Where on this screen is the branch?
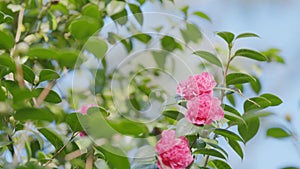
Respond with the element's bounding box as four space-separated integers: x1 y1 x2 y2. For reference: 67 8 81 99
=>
43 133 78 167
35 80 56 107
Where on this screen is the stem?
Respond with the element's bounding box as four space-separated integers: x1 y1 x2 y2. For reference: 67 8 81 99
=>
203 44 233 167
35 80 56 107
10 2 26 88
43 133 78 167
85 149 94 169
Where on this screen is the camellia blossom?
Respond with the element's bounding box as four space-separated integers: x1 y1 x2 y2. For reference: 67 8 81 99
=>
78 104 97 137
155 130 193 169
176 72 216 100
186 94 224 125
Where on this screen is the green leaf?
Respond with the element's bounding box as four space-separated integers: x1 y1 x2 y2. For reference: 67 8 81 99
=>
208 159 232 169
0 11 13 24
214 128 244 142
79 107 116 139
25 140 32 162
234 49 267 61
205 142 228 158
84 37 108 59
93 69 106 94
238 117 260 143
262 48 285 63
95 144 130 169
82 3 100 20
193 11 211 22
162 109 184 121
111 9 128 25
65 113 84 132
108 119 149 137
38 128 64 150
152 51 167 69
27 48 57 59
193 148 226 160
33 88 62 103
69 17 101 40
47 12 57 30
236 33 260 39
281 167 299 169
217 32 235 45
39 69 60 82
0 31 14 50
250 76 261 94
129 3 143 25
226 94 235 106
260 93 283 106
0 86 6 101
266 127 291 139
193 51 222 67
132 34 152 44
15 108 55 122
226 73 255 85
106 1 126 16
22 65 35 84
161 36 182 52
181 23 202 43
244 96 271 113
228 139 243 159
56 50 79 68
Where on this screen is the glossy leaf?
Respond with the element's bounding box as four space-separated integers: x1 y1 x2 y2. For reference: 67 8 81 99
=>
152 51 167 69
217 31 235 44
226 73 255 85
38 128 64 150
234 49 267 61
205 142 228 158
82 3 101 19
111 9 128 25
84 37 108 59
95 144 130 169
106 1 126 16
193 11 211 22
214 128 244 142
208 159 232 169
161 36 182 52
181 23 202 43
15 108 55 122
267 127 291 139
39 69 60 82
162 109 184 120
250 76 261 94
236 33 260 39
69 17 101 40
260 93 283 106
22 65 35 84
33 88 62 103
27 48 57 59
129 3 143 25
65 113 84 132
244 96 271 113
238 117 260 143
193 51 222 67
132 34 152 44
228 139 243 159
193 148 226 160
108 119 149 137
0 31 14 50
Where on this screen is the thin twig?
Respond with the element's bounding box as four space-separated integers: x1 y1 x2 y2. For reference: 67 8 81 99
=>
85 149 94 169
43 133 79 167
214 87 261 107
35 80 56 107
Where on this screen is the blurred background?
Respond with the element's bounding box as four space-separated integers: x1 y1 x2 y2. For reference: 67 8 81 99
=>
141 0 300 168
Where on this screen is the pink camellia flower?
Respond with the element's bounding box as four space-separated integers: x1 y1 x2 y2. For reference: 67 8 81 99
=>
155 130 193 169
78 104 97 137
176 72 216 100
186 94 224 125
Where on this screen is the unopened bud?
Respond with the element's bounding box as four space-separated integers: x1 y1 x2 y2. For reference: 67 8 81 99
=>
285 114 291 122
